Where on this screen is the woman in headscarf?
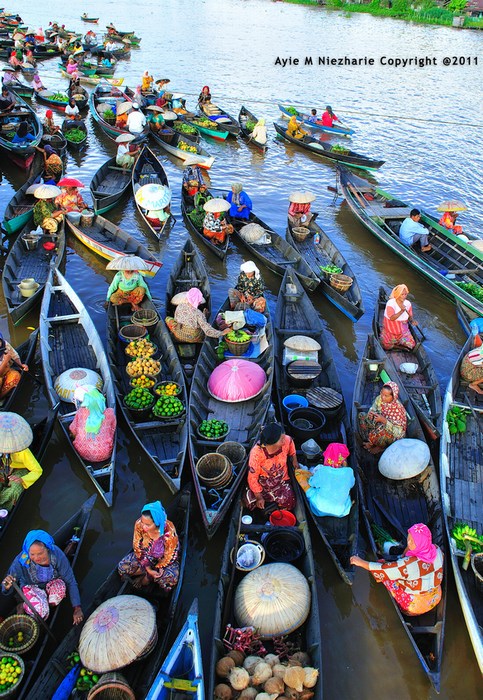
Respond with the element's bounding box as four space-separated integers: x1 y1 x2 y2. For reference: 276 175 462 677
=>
182 162 205 199
9 49 23 69
0 440 42 512
0 333 28 399
55 184 86 214
198 85 211 106
32 72 45 93
226 182 252 220
203 205 233 246
106 265 152 312
118 501 180 590
351 523 444 616
438 210 463 235
66 56 78 75
358 381 407 455
69 386 116 463
64 97 79 120
36 144 63 182
380 284 417 352
141 70 153 92
32 189 63 233
2 530 83 625
11 120 36 144
42 109 60 135
288 199 314 228
287 115 308 140
460 335 483 395
251 117 267 145
228 261 266 312
166 287 231 343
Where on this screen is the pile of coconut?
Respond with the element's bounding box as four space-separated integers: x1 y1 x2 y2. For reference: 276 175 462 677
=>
214 651 318 700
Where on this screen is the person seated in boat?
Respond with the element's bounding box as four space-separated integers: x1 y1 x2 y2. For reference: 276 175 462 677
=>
251 118 267 145
0 87 16 114
226 182 252 220
83 30 97 46
64 97 79 119
98 55 113 69
288 200 314 228
171 94 187 113
166 287 231 343
23 48 36 67
66 56 78 75
69 386 116 463
55 185 86 214
245 423 299 512
321 106 341 128
1 69 20 89
0 333 29 400
2 529 84 625
296 443 354 519
32 189 63 233
24 32 37 48
69 75 85 97
146 106 165 132
459 338 483 395
438 210 464 235
36 144 63 182
115 108 129 129
118 500 180 591
155 78 170 97
357 381 407 455
0 442 42 513
287 115 308 140
203 207 233 247
116 140 140 171
11 120 36 145
155 92 169 109
399 209 432 253
182 162 204 198
32 73 45 93
198 85 211 107
8 49 23 69
229 261 266 313
351 523 443 616
104 39 117 53
380 284 417 352
106 266 152 312
145 205 170 229
126 102 146 135
42 109 60 135
307 108 318 123
141 70 153 92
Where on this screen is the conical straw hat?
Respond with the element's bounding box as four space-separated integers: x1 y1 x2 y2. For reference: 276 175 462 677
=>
116 101 132 115
0 412 33 453
106 255 150 271
134 184 171 210
288 191 316 204
34 184 62 200
203 198 230 213
115 133 135 144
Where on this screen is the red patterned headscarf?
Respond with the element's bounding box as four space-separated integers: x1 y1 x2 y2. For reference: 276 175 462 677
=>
323 442 350 468
379 381 407 429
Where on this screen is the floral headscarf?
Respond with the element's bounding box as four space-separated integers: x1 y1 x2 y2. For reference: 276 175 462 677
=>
378 381 407 429
407 523 438 564
323 442 350 468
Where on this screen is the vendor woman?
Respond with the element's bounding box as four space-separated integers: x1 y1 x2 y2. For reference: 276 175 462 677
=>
166 287 231 343
0 332 28 399
228 261 266 312
106 265 152 312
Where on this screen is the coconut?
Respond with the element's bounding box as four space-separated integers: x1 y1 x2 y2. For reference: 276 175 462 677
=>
252 662 272 686
217 657 236 678
264 677 285 696
227 650 246 666
229 667 250 691
263 654 280 668
289 653 310 667
215 684 233 700
244 656 263 675
272 664 287 680
284 667 305 693
302 668 318 689
239 688 258 700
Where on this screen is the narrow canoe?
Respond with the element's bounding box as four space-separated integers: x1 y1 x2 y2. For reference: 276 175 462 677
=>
208 498 323 700
2 219 66 325
106 298 188 493
352 334 446 691
188 299 274 537
61 118 88 151
8 80 34 99
286 217 365 321
36 89 77 112
178 114 229 142
149 124 215 170
199 102 240 136
338 166 483 317
278 103 355 136
238 104 268 152
132 145 171 238
89 84 149 143
146 599 204 700
274 122 384 171
372 286 442 439
32 43 62 59
40 269 117 506
0 494 96 700
0 94 42 169
440 333 483 674
0 329 39 412
66 213 162 276
274 268 358 584
89 156 132 214
59 66 124 86
2 162 42 235
181 186 229 261
25 488 190 700
81 16 99 23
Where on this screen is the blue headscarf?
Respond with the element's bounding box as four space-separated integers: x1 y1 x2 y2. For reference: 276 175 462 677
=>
141 501 166 531
20 530 55 568
81 388 107 436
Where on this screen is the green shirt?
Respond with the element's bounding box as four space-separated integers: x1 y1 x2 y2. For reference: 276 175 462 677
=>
106 271 152 301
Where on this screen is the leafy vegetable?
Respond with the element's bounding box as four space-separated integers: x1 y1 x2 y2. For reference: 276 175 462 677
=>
446 405 471 435
103 108 115 120
173 122 197 135
245 119 256 132
286 106 298 116
51 92 69 102
226 330 251 343
455 281 483 303
64 127 86 143
320 265 343 275
330 144 350 155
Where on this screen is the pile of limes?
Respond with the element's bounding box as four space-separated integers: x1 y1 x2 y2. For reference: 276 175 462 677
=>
131 375 155 389
0 655 23 693
126 358 161 378
198 419 229 439
153 396 184 419
6 630 24 649
67 652 99 693
124 387 154 411
155 382 180 397
125 339 156 358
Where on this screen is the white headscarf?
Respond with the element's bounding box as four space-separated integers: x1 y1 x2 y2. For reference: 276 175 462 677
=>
240 261 260 278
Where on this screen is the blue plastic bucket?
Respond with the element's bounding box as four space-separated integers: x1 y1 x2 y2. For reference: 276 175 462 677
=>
282 394 309 413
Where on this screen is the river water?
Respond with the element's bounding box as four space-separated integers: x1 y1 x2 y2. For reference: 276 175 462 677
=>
1 1 482 697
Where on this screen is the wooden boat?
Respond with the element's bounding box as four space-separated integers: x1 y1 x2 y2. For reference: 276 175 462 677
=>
278 103 355 136
171 120 201 144
2 219 66 325
0 494 96 700
132 145 171 238
188 299 274 537
81 15 99 23
149 124 215 169
32 43 62 59
338 167 483 317
88 43 130 60
274 122 384 171
39 129 67 156
66 213 162 275
440 333 483 674
165 239 211 383
455 301 479 337
25 488 190 700
0 330 39 412
81 59 116 76
372 286 442 439
352 334 446 691
286 218 365 321
208 498 323 700
2 163 42 235
198 102 240 136
89 156 132 215
230 211 320 291
146 599 204 700
274 269 358 584
178 114 229 142
181 186 229 261
106 298 188 493
36 88 87 112
59 65 124 86
61 117 88 150
7 79 34 99
40 269 117 506
238 105 268 153
0 94 42 169
89 83 149 143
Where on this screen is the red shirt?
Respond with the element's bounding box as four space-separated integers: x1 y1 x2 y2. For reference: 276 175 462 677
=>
322 111 338 127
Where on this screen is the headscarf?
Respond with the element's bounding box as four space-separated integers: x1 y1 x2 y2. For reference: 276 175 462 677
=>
143 70 149 77
260 422 283 446
231 182 243 194
288 115 299 132
240 261 260 278
44 144 56 156
74 386 107 435
20 530 55 567
378 381 407 429
186 287 204 308
390 284 409 300
45 109 53 119
323 442 350 468
142 501 166 531
407 523 438 564
202 85 210 93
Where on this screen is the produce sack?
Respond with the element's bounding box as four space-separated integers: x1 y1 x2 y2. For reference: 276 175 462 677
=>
54 368 103 403
238 223 266 243
378 438 430 480
306 466 355 518
208 359 266 403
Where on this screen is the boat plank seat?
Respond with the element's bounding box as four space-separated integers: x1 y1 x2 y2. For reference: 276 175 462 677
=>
46 313 81 322
87 465 112 477
369 204 412 219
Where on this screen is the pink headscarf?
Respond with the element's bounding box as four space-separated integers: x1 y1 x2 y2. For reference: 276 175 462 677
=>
390 284 409 300
186 288 204 308
407 523 438 564
323 442 350 468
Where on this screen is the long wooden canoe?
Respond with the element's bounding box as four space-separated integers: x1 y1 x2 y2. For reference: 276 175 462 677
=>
2 163 42 235
0 494 96 700
199 102 240 136
352 334 446 691
0 329 39 412
89 156 132 215
286 217 365 321
181 186 229 261
40 269 117 506
61 117 88 151
238 105 268 153
338 167 483 317
274 269 358 584
455 302 480 337
8 79 34 99
132 145 171 238
89 84 149 143
27 488 191 700
36 88 87 112
178 114 229 142
0 94 42 169
278 103 355 136
106 298 188 493
66 214 162 276
372 286 442 439
149 124 215 169
59 66 124 87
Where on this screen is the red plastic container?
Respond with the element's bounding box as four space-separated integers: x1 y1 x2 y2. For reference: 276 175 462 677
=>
269 510 296 527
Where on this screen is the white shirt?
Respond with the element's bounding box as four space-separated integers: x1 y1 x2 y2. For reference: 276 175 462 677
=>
384 298 412 322
65 104 79 117
126 110 146 134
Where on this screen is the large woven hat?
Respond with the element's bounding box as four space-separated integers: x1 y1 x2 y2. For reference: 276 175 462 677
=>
234 562 310 639
0 413 33 453
161 110 177 121
106 255 150 271
135 184 171 210
79 595 156 673
146 105 163 112
284 335 321 352
54 368 103 403
116 101 132 115
203 198 230 213
115 133 135 144
34 184 62 200
288 191 316 204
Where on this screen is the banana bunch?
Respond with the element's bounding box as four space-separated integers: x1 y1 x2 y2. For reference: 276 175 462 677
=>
451 522 483 552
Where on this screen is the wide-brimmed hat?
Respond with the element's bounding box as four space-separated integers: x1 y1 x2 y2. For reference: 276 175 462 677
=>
116 101 132 115
115 133 135 143
106 255 150 271
204 198 231 213
34 184 62 199
155 78 170 84
146 105 163 112
288 191 316 204
135 183 171 210
161 110 177 121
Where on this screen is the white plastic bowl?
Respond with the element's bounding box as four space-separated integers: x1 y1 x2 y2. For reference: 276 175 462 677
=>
399 362 418 375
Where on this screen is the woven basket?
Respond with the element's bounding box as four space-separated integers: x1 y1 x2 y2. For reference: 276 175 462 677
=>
87 672 135 700
330 273 353 293
216 441 247 469
0 653 24 697
131 309 159 327
196 453 232 488
292 226 310 242
0 615 39 655
226 338 251 356
119 324 147 343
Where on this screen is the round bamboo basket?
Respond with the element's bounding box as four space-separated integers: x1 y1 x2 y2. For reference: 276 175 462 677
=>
131 309 159 327
329 273 353 293
216 441 246 469
225 338 251 356
87 672 135 700
0 615 39 655
292 226 310 242
195 453 232 488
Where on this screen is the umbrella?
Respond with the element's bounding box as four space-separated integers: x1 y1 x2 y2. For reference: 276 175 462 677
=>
57 177 84 188
146 105 163 112
0 413 33 454
161 111 177 121
208 359 267 402
34 184 62 200
106 255 151 271
135 184 171 210
203 198 231 213
155 78 170 84
115 133 135 144
79 595 156 673
116 101 133 115
288 191 316 204
436 200 468 212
